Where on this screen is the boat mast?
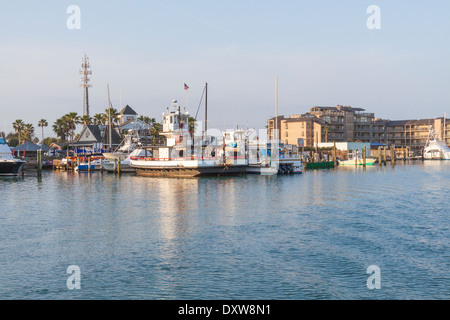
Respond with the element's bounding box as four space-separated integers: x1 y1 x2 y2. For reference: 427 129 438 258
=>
107 84 112 151
275 75 278 142
205 82 208 140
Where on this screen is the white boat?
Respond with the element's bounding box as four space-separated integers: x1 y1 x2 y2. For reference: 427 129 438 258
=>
74 158 104 172
247 140 304 175
102 149 147 173
103 129 144 162
247 75 303 175
339 151 377 166
130 99 248 177
423 126 450 160
0 138 26 176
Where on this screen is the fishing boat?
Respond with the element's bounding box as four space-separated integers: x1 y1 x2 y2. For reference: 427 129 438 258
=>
130 99 248 177
102 129 144 162
338 151 377 166
423 126 450 160
0 137 26 176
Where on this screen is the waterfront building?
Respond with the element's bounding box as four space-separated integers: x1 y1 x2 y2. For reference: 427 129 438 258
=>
268 105 449 154
74 125 122 151
118 105 138 125
268 114 327 147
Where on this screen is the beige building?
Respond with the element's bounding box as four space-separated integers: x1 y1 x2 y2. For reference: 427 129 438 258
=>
268 115 326 147
267 105 449 154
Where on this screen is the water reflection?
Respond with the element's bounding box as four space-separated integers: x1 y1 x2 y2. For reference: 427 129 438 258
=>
1 162 449 299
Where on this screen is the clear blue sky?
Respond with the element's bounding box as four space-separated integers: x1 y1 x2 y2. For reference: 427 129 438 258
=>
1 0 449 137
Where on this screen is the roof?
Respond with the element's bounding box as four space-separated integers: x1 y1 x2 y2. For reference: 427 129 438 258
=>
120 105 138 115
282 117 327 125
14 142 49 152
74 125 122 146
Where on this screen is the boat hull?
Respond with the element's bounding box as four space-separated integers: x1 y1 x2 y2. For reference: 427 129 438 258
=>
102 162 136 173
134 165 247 177
305 161 336 169
103 152 129 161
0 161 26 176
339 158 377 166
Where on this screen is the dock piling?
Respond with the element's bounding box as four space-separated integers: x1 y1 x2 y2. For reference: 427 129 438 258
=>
362 146 366 167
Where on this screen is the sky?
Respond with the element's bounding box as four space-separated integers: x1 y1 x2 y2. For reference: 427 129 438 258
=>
1 0 449 138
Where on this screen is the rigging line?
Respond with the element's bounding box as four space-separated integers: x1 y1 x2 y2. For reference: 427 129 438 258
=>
194 85 206 120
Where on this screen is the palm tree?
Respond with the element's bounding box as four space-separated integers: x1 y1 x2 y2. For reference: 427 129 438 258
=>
104 107 120 125
138 115 154 125
324 125 330 143
62 112 80 146
93 113 105 125
20 123 34 143
12 119 25 144
150 122 162 145
79 115 92 127
53 118 69 143
37 119 48 142
103 108 119 149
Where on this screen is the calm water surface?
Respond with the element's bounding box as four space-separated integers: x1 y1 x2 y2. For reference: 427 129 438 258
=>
0 162 449 299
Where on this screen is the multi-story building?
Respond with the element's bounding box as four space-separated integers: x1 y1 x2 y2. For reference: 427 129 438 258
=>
267 114 327 147
267 105 449 153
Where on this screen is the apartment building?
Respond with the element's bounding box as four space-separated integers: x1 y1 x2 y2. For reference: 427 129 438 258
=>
267 105 449 153
267 115 327 147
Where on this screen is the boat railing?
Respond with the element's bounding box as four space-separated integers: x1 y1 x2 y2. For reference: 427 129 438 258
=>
130 156 247 161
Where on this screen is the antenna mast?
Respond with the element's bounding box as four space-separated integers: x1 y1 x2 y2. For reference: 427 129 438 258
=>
80 55 92 116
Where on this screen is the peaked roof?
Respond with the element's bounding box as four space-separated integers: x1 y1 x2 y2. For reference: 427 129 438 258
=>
14 142 49 152
74 125 122 146
120 105 138 115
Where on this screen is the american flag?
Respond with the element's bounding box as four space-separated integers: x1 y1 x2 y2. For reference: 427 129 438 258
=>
184 83 189 90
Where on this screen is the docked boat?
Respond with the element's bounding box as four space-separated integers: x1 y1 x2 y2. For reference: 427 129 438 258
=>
247 140 304 175
0 137 26 176
103 129 143 162
339 151 377 166
102 149 147 173
423 126 450 160
130 100 248 177
74 157 104 172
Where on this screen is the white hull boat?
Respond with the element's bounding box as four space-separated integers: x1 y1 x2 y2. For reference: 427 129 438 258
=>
423 126 450 160
0 138 26 176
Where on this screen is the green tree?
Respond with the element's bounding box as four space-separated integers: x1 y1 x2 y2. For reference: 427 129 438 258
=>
19 123 35 143
38 119 48 142
79 114 92 127
62 112 80 146
93 113 105 125
12 119 25 144
53 118 69 143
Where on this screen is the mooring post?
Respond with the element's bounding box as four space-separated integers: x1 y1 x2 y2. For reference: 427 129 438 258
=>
118 158 121 175
383 147 387 165
37 150 42 174
363 146 366 167
333 142 337 168
378 147 382 166
88 156 91 173
392 146 396 165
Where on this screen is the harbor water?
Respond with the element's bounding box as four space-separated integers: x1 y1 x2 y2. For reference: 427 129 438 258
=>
0 162 449 299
